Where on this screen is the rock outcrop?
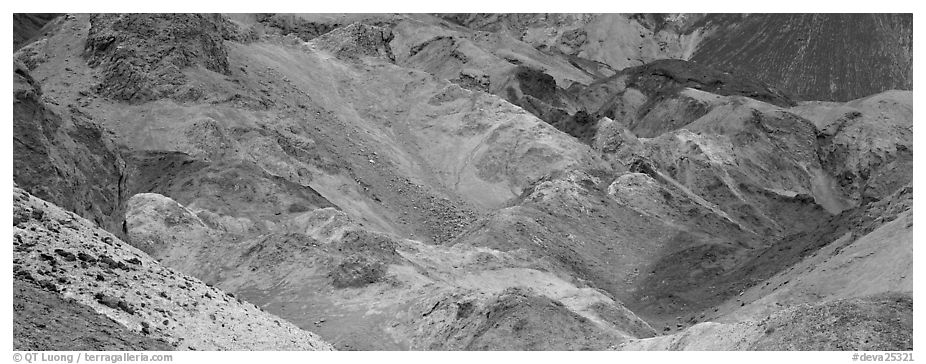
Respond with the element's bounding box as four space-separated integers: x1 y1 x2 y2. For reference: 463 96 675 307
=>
84 13 234 102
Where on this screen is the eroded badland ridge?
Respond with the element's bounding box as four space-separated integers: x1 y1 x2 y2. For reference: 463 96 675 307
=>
12 13 912 351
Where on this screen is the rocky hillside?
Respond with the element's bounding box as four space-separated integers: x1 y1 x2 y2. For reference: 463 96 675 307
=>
621 292 912 351
13 186 334 350
790 91 912 204
121 190 652 350
436 13 913 102
437 13 706 71
14 278 174 351
12 13 912 351
13 59 127 236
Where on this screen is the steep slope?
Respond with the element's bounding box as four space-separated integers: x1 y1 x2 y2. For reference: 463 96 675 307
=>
14 278 174 351
690 14 913 101
13 60 128 236
13 13 61 50
13 187 334 350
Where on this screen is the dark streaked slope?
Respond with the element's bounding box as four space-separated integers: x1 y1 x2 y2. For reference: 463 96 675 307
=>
691 14 912 101
13 61 128 236
13 13 61 50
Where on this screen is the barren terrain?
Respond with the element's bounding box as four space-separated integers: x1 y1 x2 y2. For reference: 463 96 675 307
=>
12 13 913 351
